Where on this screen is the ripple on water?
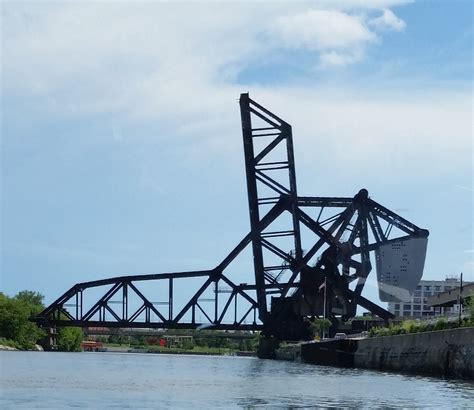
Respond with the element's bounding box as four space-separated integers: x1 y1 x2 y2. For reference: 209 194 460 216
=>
1 351 473 409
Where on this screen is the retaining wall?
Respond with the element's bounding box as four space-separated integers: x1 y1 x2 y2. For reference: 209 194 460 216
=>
354 327 474 379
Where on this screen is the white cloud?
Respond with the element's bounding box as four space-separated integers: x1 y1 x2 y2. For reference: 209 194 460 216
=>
370 8 407 32
320 50 363 67
2 1 407 113
272 9 376 51
2 0 471 172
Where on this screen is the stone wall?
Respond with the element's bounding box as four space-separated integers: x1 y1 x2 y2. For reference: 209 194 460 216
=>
354 327 474 379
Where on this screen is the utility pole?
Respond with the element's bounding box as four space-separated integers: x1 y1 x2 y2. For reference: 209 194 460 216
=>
458 272 463 326
323 276 327 339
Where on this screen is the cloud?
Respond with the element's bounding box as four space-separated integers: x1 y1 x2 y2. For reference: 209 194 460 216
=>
320 50 363 67
272 9 376 51
2 1 407 115
2 0 471 170
370 8 407 32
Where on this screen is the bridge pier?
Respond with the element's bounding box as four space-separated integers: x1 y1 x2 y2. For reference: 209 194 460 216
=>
39 327 58 351
257 337 280 359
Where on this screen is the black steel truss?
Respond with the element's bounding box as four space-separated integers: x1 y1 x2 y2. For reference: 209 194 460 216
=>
34 94 429 340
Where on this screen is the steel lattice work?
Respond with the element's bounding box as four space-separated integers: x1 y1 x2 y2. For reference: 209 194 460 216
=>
34 94 429 340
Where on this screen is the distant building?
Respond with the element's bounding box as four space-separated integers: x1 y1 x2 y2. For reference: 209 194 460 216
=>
387 277 464 318
427 283 474 313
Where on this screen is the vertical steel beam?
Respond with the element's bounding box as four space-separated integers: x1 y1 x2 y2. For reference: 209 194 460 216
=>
169 278 173 321
284 122 303 260
240 93 267 321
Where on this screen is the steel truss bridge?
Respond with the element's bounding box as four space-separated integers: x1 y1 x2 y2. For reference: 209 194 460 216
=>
35 94 429 341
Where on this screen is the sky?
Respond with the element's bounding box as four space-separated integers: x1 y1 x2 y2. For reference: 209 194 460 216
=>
1 0 473 311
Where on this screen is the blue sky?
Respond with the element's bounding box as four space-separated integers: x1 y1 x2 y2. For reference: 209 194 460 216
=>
1 0 472 309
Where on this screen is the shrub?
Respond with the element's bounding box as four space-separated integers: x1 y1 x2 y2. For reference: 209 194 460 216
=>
433 318 448 331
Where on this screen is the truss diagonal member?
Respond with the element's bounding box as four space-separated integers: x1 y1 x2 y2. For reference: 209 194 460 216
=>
261 238 294 262
38 285 81 318
195 302 213 324
278 205 355 298
368 199 429 237
254 134 286 164
367 210 385 243
238 305 256 325
348 289 394 320
82 282 123 321
127 282 167 323
128 304 146 322
59 307 75 321
219 274 259 307
296 207 348 253
173 275 216 323
103 304 122 322
216 199 286 272
255 170 291 195
217 290 236 324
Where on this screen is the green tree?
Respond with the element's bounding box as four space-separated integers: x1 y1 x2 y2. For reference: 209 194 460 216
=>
57 327 83 352
309 318 332 338
465 293 474 321
0 292 46 349
14 291 44 307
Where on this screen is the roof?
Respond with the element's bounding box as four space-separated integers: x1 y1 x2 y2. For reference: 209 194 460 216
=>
426 283 474 307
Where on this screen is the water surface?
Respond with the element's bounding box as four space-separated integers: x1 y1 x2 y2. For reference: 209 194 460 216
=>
1 351 473 408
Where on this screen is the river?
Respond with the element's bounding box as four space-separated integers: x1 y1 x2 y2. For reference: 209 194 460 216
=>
1 351 473 408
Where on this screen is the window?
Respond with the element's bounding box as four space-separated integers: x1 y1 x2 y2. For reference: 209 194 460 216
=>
394 310 399 316
413 298 421 304
414 291 422 297
416 285 422 290
434 286 441 291
403 304 411 310
424 285 431 291
394 304 400 310
413 305 421 311
413 311 421 316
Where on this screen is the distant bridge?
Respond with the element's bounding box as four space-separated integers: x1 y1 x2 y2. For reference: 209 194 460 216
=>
84 327 256 340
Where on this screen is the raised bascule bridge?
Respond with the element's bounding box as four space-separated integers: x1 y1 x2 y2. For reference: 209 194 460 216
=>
34 94 429 354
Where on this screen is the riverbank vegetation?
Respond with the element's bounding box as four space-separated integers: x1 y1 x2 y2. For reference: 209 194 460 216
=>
369 295 474 337
92 329 259 355
0 291 83 351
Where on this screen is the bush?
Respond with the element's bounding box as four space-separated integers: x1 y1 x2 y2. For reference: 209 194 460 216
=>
433 318 448 331
57 327 83 352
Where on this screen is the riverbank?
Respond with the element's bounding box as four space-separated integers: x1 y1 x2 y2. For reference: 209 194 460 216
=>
0 344 19 351
90 344 255 356
274 327 474 379
0 343 44 352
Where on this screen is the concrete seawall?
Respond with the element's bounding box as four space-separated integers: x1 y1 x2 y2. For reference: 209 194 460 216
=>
355 327 474 379
274 327 474 379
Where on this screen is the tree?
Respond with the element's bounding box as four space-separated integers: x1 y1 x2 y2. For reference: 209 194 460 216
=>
14 291 44 307
309 318 332 338
466 293 474 321
57 327 83 352
0 292 46 349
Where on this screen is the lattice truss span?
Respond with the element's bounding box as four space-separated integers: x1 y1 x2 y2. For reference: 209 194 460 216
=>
35 94 429 340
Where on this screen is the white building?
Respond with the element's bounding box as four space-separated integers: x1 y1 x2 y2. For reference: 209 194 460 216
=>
387 277 462 317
